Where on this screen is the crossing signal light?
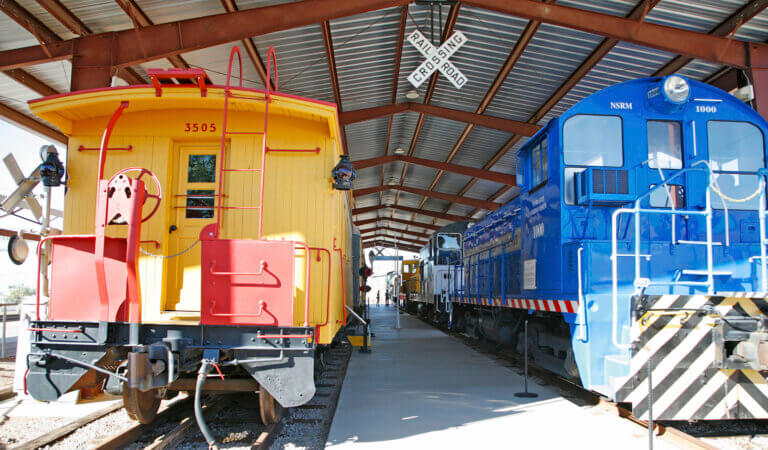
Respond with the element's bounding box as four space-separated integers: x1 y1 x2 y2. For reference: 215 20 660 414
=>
359 266 372 277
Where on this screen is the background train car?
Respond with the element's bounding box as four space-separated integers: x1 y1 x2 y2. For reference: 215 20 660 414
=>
22 47 357 434
401 259 420 301
406 222 468 321
453 75 768 421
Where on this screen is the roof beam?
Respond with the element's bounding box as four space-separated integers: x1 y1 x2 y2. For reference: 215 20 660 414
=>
362 240 421 253
114 0 191 71
340 102 541 136
359 226 430 239
219 0 273 90
363 234 426 247
352 204 471 222
354 217 442 231
321 20 348 154
0 0 409 83
352 155 516 185
354 185 502 210
464 0 768 69
654 0 768 76
0 102 67 143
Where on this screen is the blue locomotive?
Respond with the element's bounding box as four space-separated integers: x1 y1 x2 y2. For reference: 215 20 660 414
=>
451 75 768 421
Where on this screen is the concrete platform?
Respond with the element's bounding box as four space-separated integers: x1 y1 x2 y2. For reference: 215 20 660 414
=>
327 305 674 449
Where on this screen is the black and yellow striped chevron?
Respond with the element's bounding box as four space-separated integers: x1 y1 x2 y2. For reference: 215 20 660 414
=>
613 294 768 420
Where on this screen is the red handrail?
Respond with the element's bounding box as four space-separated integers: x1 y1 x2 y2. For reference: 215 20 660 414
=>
96 102 129 190
333 238 347 324
209 259 267 276
309 247 332 329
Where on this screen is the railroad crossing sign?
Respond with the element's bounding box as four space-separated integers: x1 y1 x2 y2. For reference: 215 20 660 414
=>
407 29 468 90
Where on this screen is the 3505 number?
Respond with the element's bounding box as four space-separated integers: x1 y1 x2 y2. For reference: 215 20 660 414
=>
184 122 217 133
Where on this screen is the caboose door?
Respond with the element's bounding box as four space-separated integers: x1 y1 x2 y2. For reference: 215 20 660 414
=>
165 145 220 312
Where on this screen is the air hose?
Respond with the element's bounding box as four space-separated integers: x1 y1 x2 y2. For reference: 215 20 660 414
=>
195 361 218 449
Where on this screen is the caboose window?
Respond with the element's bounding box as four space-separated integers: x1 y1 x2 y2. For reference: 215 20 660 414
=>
563 115 623 167
188 154 217 183
708 121 765 210
647 121 682 169
186 189 215 218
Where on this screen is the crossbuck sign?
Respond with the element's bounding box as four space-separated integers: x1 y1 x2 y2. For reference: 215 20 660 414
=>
407 30 468 90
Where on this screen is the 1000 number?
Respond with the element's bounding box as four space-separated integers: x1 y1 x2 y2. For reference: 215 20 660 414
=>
184 123 217 132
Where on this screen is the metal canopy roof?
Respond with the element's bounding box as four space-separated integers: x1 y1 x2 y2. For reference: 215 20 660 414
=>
1 0 768 252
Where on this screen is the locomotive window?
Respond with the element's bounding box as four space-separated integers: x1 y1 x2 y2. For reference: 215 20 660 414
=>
648 121 682 169
530 138 548 187
186 189 215 218
563 115 623 167
188 155 217 183
708 121 765 210
649 184 685 208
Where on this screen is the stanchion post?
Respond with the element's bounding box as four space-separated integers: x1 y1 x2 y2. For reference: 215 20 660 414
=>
515 318 538 398
1 304 5 359
648 359 654 450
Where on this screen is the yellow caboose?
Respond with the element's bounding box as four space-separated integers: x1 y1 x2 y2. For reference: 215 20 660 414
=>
24 48 356 432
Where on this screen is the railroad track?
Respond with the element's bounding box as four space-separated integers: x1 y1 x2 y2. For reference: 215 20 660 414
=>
23 340 352 449
407 310 718 450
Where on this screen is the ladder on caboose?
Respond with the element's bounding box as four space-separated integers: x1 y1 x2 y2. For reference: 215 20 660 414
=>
214 46 277 239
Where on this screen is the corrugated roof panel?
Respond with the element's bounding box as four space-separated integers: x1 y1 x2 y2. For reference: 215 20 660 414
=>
57 0 133 32
735 7 768 41
383 160 405 188
484 23 605 123
251 24 334 102
397 191 424 208
402 164 439 190
0 13 41 51
411 115 465 162
23 61 73 94
387 110 420 155
556 0 637 16
538 41 676 125
676 59 724 81
0 75 46 120
464 178 504 201
450 126 512 169
354 167 382 190
429 5 530 113
346 117 389 161
330 7 402 111
434 171 473 196
490 136 528 174
178 43 266 89
16 0 76 38
644 0 749 32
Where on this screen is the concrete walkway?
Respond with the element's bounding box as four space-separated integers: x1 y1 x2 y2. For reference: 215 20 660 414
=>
327 304 673 449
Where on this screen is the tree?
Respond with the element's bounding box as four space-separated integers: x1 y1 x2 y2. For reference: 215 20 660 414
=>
4 284 35 304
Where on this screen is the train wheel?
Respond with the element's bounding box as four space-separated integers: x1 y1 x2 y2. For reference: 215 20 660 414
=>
123 386 161 424
259 384 283 424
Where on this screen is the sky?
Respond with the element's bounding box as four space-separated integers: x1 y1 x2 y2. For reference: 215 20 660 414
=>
0 119 66 296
